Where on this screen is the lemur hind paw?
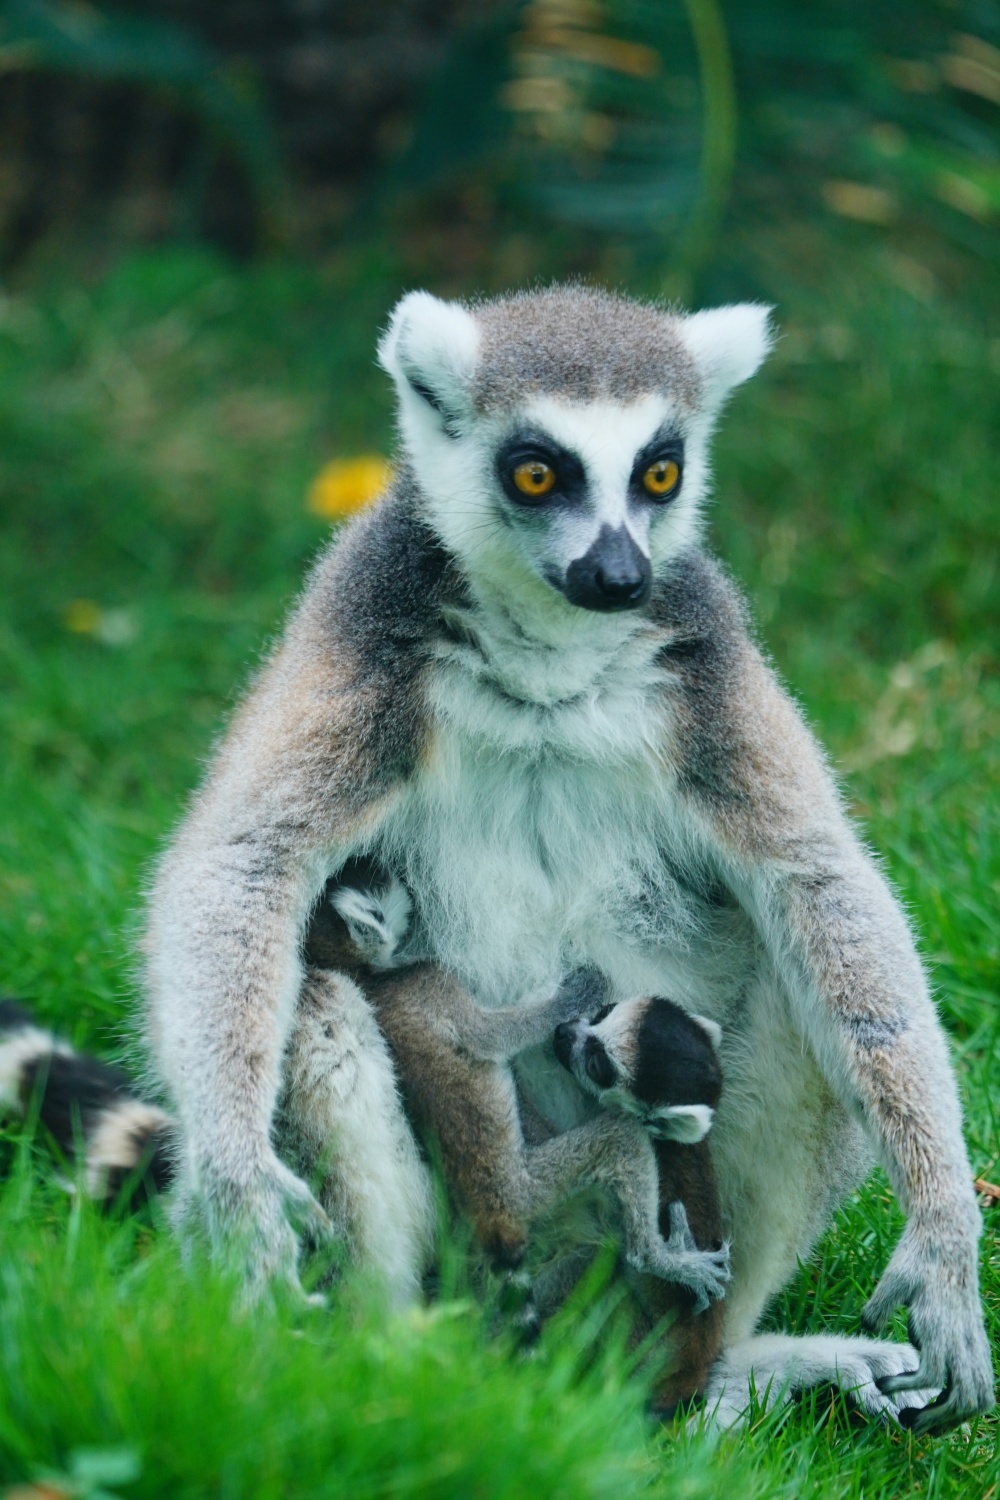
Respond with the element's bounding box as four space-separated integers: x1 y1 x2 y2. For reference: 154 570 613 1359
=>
649 1200 731 1312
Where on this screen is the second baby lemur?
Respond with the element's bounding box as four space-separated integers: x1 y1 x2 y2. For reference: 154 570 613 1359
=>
300 858 728 1400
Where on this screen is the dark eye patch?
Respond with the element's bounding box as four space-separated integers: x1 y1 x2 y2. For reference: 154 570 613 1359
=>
584 1037 617 1090
629 426 684 500
591 1003 616 1026
495 429 587 508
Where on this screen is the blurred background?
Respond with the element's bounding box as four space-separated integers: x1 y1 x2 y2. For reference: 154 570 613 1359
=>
0 0 998 1062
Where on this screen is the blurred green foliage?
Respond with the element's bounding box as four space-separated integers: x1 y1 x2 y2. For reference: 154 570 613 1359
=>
2 0 999 284
400 0 1000 282
0 0 286 255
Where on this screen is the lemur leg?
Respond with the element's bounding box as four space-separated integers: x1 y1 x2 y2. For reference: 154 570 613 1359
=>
702 1334 941 1431
520 1118 730 1308
450 970 611 1062
677 648 993 1433
278 969 435 1309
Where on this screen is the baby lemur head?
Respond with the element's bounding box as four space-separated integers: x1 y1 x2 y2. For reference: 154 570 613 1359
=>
304 857 412 975
553 998 722 1143
378 287 772 619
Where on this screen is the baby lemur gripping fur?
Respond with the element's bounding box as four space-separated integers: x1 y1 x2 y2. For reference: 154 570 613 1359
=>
303 862 729 1364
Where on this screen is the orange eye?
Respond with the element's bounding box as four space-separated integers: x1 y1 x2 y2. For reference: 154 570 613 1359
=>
642 459 680 498
512 461 556 498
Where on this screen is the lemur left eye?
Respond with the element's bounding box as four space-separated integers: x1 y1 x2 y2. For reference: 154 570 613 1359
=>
642 459 681 499
584 1039 616 1090
512 460 557 499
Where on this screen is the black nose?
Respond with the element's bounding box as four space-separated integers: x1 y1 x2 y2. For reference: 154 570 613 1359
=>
562 524 651 613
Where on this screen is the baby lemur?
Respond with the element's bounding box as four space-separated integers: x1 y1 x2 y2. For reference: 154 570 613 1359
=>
303 858 729 1382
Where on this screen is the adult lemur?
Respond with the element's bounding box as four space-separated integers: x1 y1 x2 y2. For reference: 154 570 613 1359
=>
144 287 993 1435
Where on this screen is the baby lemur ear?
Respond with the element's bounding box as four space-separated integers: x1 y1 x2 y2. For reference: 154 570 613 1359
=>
691 1014 723 1052
682 303 774 412
378 291 479 437
653 1103 715 1144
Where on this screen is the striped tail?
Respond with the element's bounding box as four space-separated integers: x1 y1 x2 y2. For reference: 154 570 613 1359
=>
0 998 174 1203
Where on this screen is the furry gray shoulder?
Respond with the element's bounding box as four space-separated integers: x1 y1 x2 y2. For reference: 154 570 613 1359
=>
305 468 468 676
281 471 468 800
648 549 763 812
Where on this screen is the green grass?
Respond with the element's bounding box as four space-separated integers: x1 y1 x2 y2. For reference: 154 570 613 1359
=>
0 244 997 1496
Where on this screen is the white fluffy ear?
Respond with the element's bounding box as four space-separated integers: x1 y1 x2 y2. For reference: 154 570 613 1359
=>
378 291 479 433
692 1014 723 1051
654 1103 714 1144
683 303 774 409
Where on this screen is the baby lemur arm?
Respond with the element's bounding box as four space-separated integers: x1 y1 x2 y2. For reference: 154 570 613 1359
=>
434 969 611 1062
664 558 991 1432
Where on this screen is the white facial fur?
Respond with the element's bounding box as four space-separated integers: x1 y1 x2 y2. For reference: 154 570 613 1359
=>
378 292 772 628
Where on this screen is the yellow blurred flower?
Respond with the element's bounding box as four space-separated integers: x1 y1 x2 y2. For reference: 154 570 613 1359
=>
63 599 137 646
64 599 102 634
307 454 392 519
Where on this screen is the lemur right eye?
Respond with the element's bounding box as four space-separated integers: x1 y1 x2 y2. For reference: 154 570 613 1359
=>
584 1039 616 1090
512 461 556 499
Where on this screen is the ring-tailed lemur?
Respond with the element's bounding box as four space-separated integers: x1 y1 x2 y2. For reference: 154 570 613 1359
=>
300 862 728 1383
143 286 993 1435
0 999 172 1202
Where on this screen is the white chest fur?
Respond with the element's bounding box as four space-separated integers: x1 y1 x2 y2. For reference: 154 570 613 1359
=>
373 611 751 1014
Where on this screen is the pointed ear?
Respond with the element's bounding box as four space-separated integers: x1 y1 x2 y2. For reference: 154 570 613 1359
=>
691 1014 723 1051
683 303 774 410
378 291 479 436
653 1103 714 1144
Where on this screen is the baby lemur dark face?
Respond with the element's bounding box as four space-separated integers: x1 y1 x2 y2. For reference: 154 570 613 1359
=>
553 997 723 1143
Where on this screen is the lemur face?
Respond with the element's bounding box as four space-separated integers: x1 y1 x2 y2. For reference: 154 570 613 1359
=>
552 996 723 1143
378 288 772 616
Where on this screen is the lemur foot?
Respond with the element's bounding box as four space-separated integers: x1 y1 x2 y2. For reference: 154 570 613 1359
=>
632 1200 730 1313
862 1223 994 1434
497 1266 542 1350
175 1153 335 1309
702 1333 939 1432
498 1268 542 1348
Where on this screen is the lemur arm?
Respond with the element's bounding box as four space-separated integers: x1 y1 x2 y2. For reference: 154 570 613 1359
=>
441 969 611 1063
675 633 992 1434
145 624 410 1295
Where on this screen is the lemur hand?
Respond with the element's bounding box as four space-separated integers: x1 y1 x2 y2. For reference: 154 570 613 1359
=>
863 1221 994 1434
642 1200 731 1314
551 967 612 1025
176 1152 333 1309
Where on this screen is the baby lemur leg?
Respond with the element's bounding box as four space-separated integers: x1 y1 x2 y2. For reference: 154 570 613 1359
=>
520 1118 729 1309
369 965 533 1273
278 968 435 1308
641 1139 727 1415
